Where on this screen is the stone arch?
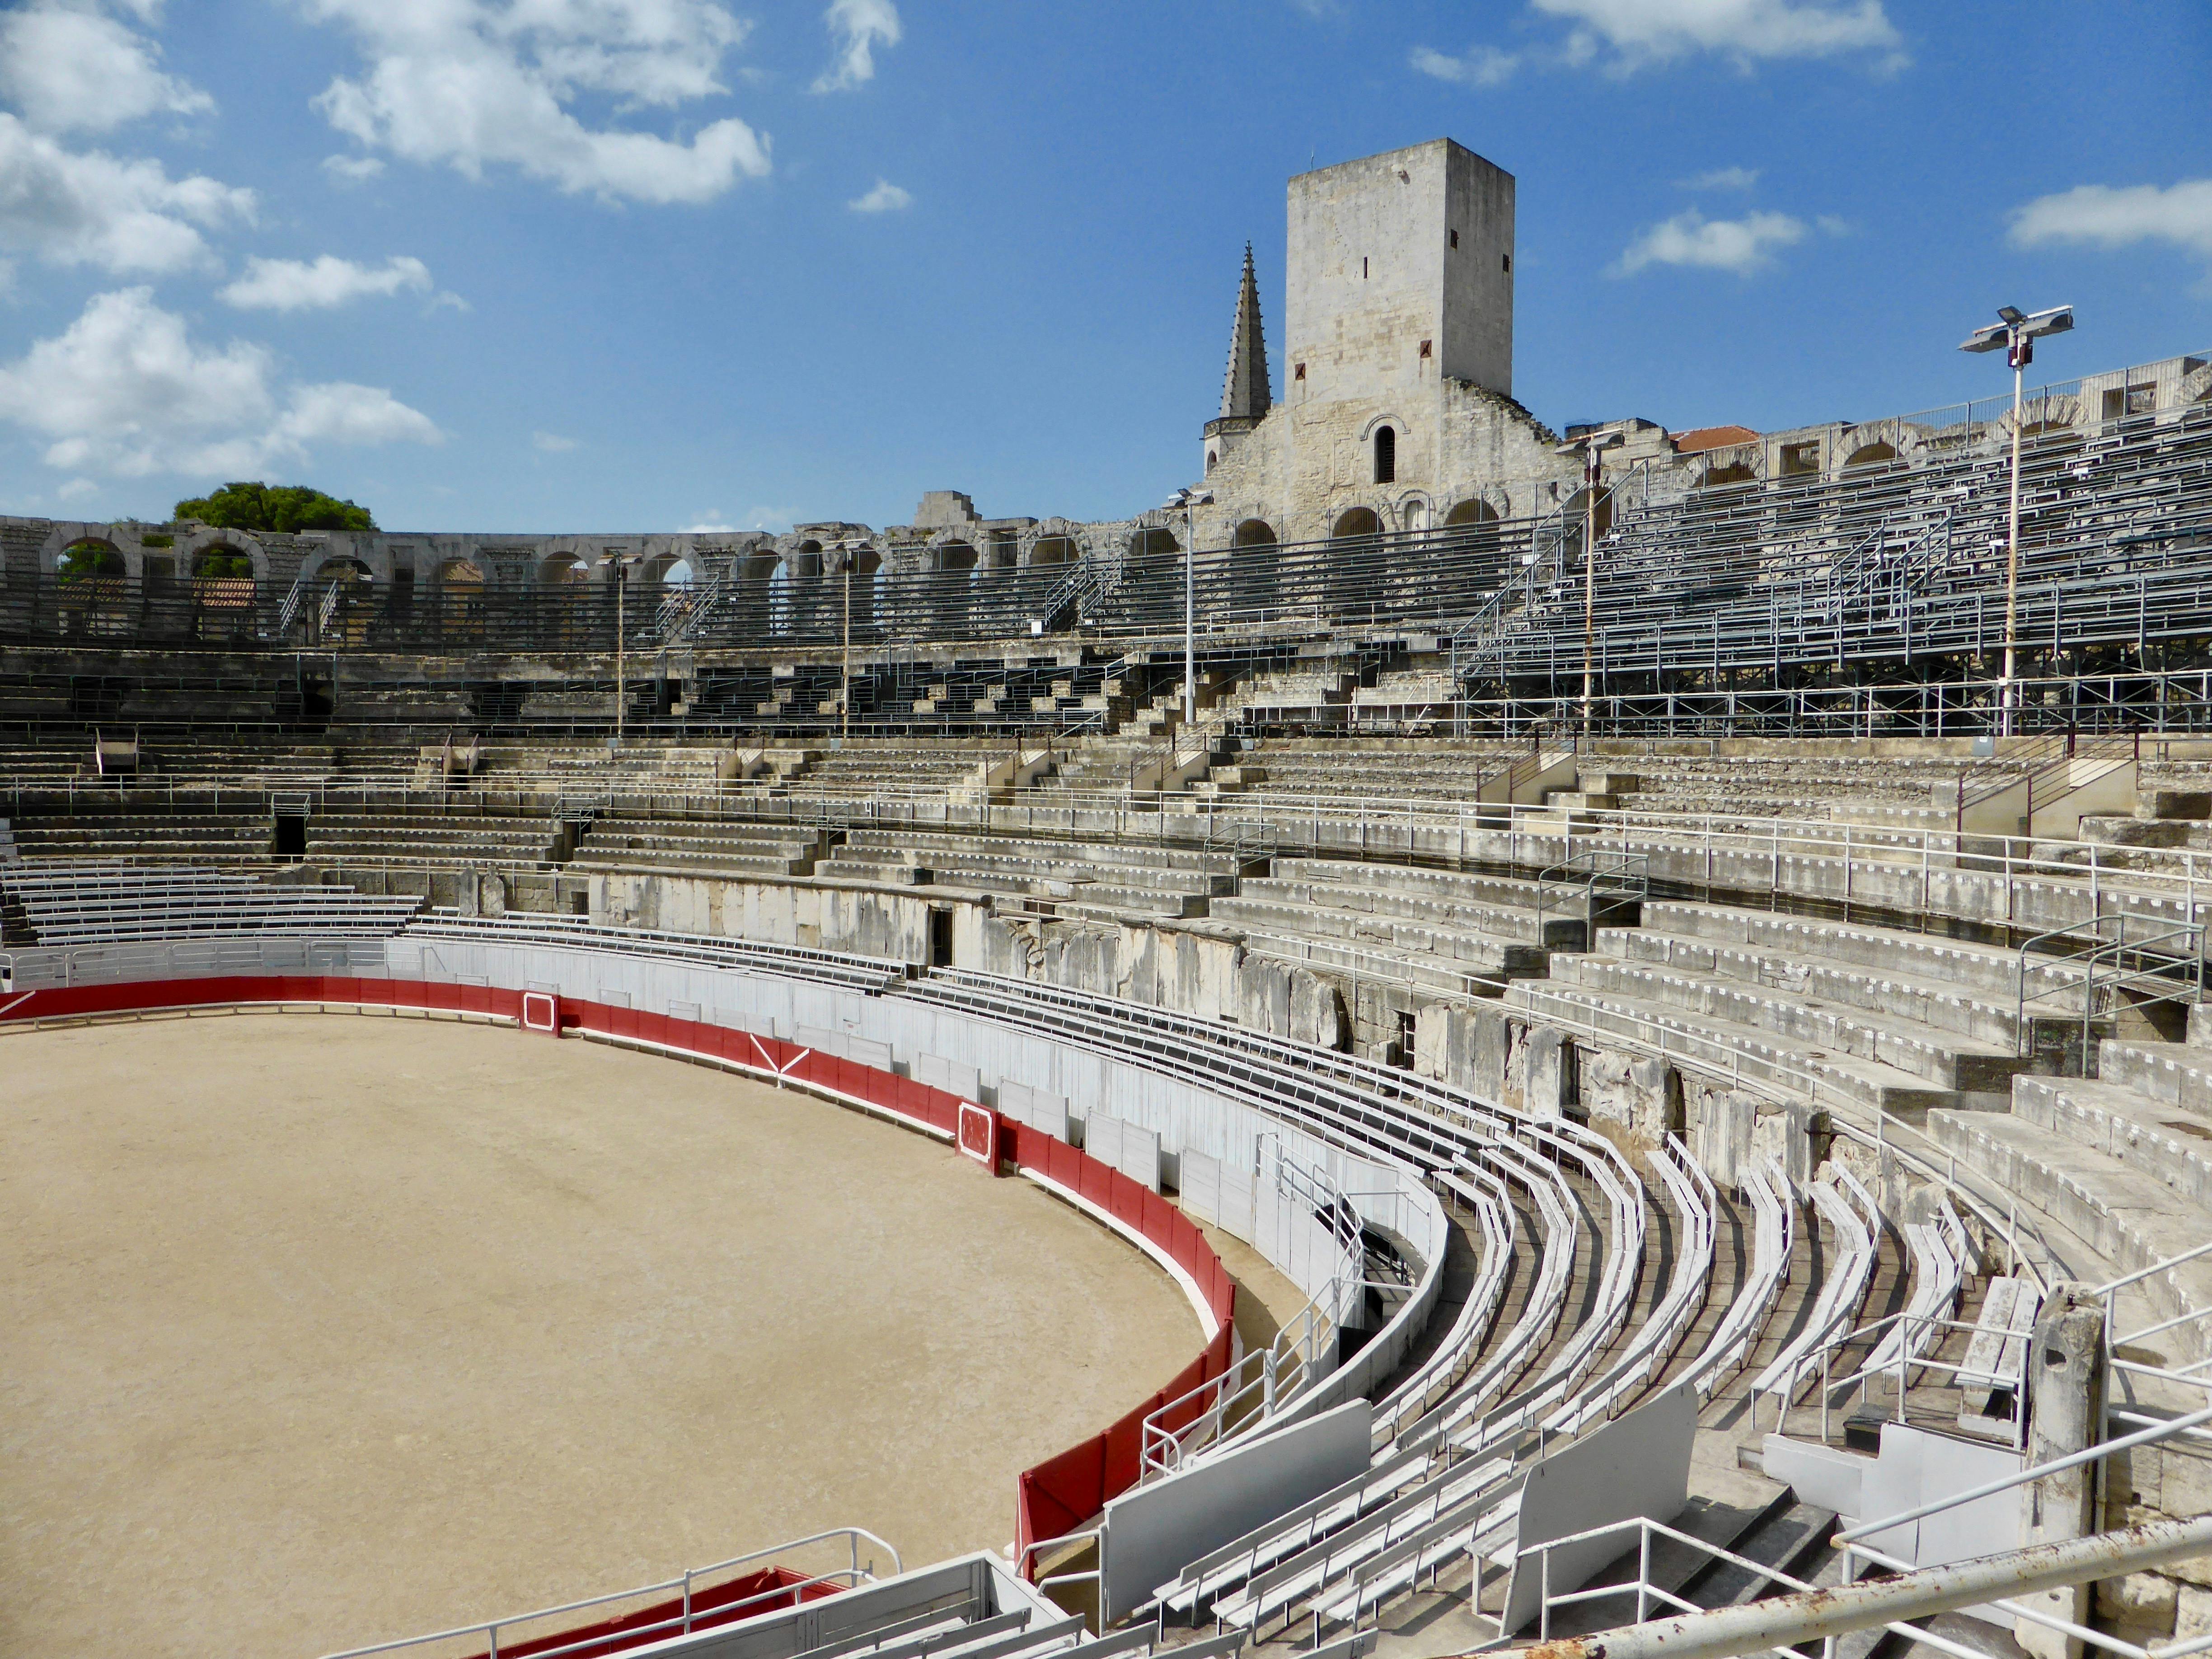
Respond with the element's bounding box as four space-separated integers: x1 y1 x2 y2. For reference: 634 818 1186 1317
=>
1029 534 1078 567
1333 506 1383 539
1843 440 1898 469
1373 425 1397 484
1444 497 1500 528
640 552 693 586
935 539 979 573
1232 519 1277 548
192 545 255 580
314 555 373 585
434 557 486 641
1128 526 1180 564
1700 457 1757 487
1396 493 1430 533
57 537 126 580
540 552 590 585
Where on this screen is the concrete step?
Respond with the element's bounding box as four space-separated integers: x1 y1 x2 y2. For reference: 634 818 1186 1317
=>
1274 857 1596 919
1508 979 1955 1117
1634 901 2095 1010
1209 894 1550 978
1925 1107 2212 1360
2012 1071 2212 1210
2096 1035 2212 1116
1551 953 2030 1093
1599 926 2064 1054
1238 875 1579 949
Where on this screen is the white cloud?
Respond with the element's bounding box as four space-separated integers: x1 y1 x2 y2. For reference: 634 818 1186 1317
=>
0 287 442 478
1422 0 1901 85
1535 0 1902 68
847 178 910 213
680 514 735 532
1681 165 1760 190
220 253 434 310
532 430 578 452
322 153 385 181
0 113 254 273
1617 208 1807 275
299 0 772 204
1410 44 1519 87
57 476 99 501
2008 180 2212 259
813 0 900 92
0 0 212 136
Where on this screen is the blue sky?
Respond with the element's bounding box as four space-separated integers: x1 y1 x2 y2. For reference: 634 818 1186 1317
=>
0 0 2207 534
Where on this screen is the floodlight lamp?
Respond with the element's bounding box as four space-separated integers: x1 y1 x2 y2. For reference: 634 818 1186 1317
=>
1998 305 2026 323
2023 305 2073 339
1960 322 2011 354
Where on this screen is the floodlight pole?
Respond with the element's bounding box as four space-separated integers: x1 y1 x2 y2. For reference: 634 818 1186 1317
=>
1555 429 1619 737
1185 504 1197 726
1164 486 1212 729
2002 346 2025 731
1962 304 2071 738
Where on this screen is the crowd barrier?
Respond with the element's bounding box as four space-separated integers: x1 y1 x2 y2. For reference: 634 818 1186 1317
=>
0 971 1237 1572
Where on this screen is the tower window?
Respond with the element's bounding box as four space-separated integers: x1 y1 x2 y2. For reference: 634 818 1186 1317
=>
1294 362 1306 381
1449 230 1459 249
1419 340 1432 359
1206 449 1217 472
1374 426 1396 485
1362 257 1368 279
1503 253 1512 272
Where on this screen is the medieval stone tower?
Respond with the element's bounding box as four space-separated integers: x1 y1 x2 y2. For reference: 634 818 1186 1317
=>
1195 138 1559 549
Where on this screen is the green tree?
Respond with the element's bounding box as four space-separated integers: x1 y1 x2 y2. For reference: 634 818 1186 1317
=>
173 481 377 534
56 539 125 581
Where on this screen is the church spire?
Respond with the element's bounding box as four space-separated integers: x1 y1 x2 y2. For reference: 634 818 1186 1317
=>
1219 243 1272 422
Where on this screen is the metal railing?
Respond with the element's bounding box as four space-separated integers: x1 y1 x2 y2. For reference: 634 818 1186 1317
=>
315 1528 900 1659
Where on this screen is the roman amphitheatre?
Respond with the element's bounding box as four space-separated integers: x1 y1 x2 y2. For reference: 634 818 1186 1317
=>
4 136 2212 1659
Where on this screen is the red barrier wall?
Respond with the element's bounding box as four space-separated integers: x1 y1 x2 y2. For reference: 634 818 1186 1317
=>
0 975 1236 1571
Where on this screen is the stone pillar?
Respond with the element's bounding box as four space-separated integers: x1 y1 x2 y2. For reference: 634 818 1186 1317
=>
1524 1028 1571 1120
2015 1285 2108 1659
1470 1006 1510 1102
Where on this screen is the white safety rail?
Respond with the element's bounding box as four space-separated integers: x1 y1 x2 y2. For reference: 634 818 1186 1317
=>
2 930 394 991
1863 1200 1971 1382
1749 1169 1882 1424
1140 1146 1364 1479
318 1528 904 1659
407 911 908 993
0 861 421 945
1208 1456 1518 1636
1674 1158 1795 1397
1370 1165 1516 1447
1394 1145 1578 1460
1542 1137 1716 1438
1447 1133 1647 1458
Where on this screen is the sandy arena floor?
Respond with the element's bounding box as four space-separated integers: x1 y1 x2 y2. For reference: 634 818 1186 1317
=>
0 1012 1248 1659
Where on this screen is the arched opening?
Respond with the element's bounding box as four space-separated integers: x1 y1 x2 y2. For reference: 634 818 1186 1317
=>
1031 536 1078 566
435 557 486 642
1444 498 1499 528
538 553 591 647
1700 459 1756 488
936 541 979 573
1333 507 1383 539
189 546 256 640
1373 426 1396 485
1843 441 1898 469
57 539 124 581
56 538 127 637
312 557 375 645
1232 520 1277 548
1206 449 1218 473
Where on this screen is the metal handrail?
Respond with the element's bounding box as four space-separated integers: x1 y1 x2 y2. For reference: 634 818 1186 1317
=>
314 1527 901 1659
